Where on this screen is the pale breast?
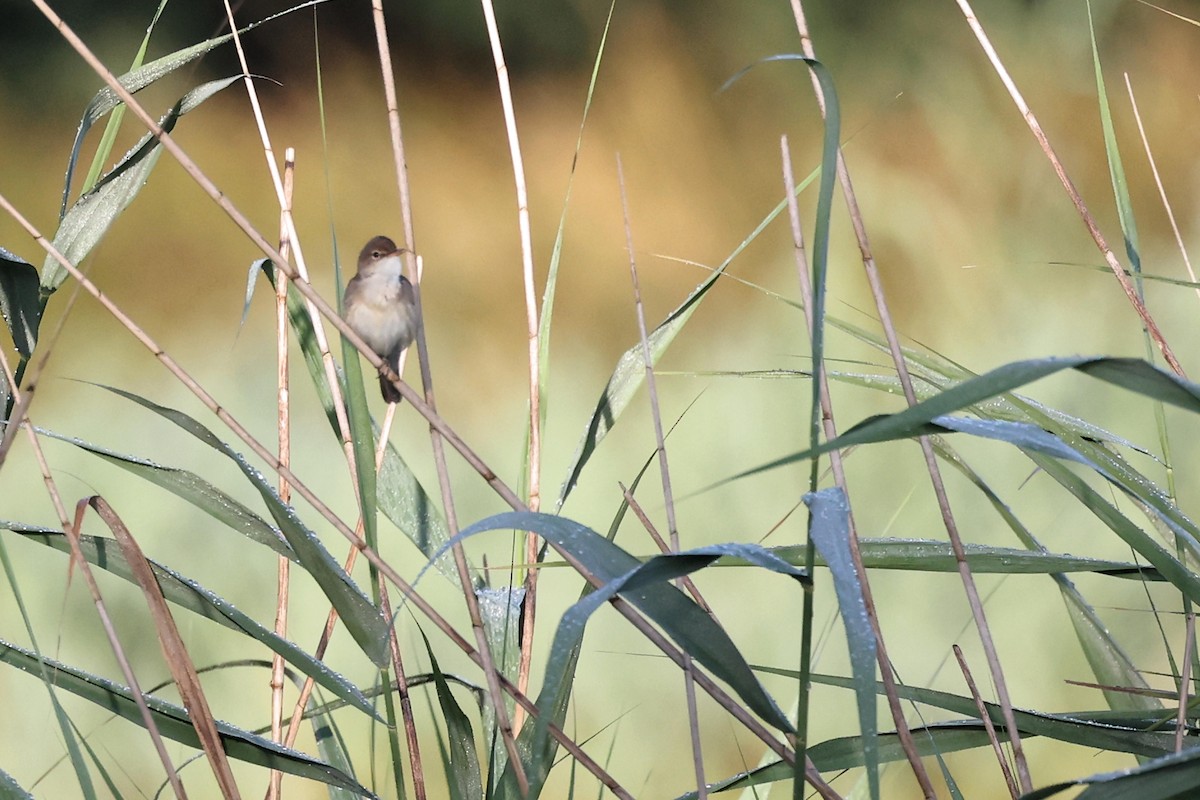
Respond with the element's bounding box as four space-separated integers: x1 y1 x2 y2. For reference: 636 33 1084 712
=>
343 273 418 356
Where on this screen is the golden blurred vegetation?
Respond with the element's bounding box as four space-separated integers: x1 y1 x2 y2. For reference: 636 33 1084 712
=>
3 0 1200 797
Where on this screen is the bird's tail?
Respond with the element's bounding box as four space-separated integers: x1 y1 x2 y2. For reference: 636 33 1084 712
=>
379 351 402 404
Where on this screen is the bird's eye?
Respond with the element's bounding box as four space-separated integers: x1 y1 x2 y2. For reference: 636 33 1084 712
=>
373 250 384 258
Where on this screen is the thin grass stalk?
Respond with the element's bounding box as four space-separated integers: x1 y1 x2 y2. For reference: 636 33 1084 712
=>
364 3 527 783
277 415 392 750
952 645 1018 798
1124 74 1199 307
953 0 1183 378
1177 614 1195 752
619 484 710 614
476 0 544 735
1085 26 1192 692
779 135 931 795
475 0 542 513
267 147 296 800
616 156 707 798
784 129 821 800
407 251 530 789
1128 70 1200 704
356 449 409 789
789 1 1032 791
15 9 818 774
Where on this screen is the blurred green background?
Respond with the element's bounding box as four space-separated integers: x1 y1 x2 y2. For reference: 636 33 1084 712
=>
3 0 1200 797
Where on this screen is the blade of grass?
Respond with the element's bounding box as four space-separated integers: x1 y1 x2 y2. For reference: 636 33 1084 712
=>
87 496 235 798
419 628 482 800
59 0 333 220
38 423 294 558
97 385 391 666
4 524 378 718
805 488 878 798
73 0 168 208
0 639 372 794
43 76 241 296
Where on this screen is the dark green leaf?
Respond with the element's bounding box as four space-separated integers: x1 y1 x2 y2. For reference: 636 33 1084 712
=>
96 385 391 667
420 629 482 800
0 249 40 358
3 524 377 719
0 638 374 796
37 424 294 560
44 76 241 295
437 512 805 797
804 488 877 799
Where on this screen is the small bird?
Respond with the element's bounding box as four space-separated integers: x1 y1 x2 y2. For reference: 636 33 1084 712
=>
342 235 418 404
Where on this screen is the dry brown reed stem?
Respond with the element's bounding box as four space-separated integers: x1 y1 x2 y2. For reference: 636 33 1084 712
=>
71 498 192 799
213 3 356 470
1177 614 1195 753
617 155 706 798
476 0 543 512
22 4 816 780
2 342 186 796
267 147 296 800
377 582 428 800
1124 74 1200 307
954 0 1183 378
952 645 1018 799
619 483 711 614
365 1 526 781
476 0 544 733
91 496 242 799
789 0 1031 791
779 134 932 792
